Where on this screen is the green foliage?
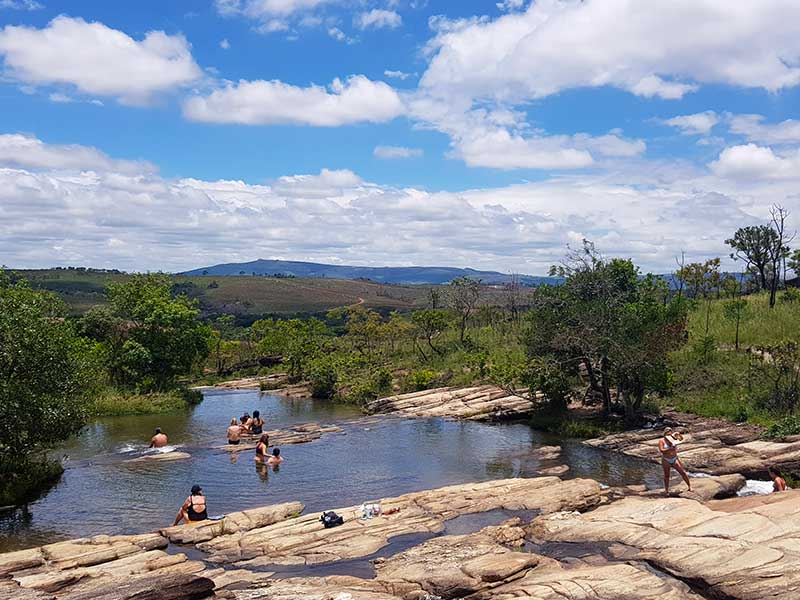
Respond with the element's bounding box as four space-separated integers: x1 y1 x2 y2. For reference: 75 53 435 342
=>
726 225 781 291
254 317 330 380
780 288 800 304
307 355 338 399
0 459 64 507
342 367 392 405
406 369 438 391
446 276 481 343
0 271 93 504
411 309 453 357
690 335 717 365
90 388 201 417
98 274 212 391
766 415 800 439
752 341 800 413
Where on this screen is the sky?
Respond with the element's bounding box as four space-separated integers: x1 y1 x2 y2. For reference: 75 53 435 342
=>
1 0 800 275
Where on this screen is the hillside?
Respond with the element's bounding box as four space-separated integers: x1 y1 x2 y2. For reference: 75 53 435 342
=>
12 269 434 319
181 258 559 286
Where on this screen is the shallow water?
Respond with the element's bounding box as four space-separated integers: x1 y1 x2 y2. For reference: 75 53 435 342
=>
1 390 667 553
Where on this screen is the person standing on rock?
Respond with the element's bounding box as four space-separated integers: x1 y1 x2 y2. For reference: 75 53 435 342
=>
149 427 168 448
769 466 787 492
659 427 691 496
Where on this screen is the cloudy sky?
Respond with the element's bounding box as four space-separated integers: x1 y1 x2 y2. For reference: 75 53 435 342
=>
1 0 799 274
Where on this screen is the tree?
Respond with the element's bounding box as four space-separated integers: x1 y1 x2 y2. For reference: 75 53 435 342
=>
255 317 329 380
0 272 92 504
503 274 525 324
446 276 481 343
103 274 212 390
411 309 452 358
768 205 794 308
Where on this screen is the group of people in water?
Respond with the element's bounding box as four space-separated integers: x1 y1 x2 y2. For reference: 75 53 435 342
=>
154 408 286 526
658 426 787 495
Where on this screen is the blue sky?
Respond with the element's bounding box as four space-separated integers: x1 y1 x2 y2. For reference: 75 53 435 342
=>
1 0 800 273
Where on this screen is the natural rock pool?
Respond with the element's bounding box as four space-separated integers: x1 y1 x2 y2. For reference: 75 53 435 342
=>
0 389 664 552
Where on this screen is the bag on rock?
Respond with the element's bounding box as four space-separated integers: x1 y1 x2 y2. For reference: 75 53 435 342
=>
320 511 344 528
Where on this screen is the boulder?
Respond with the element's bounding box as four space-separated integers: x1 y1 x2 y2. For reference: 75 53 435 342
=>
365 385 539 421
530 489 800 599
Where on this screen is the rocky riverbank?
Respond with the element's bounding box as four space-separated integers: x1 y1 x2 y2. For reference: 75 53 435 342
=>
583 409 800 477
0 472 781 600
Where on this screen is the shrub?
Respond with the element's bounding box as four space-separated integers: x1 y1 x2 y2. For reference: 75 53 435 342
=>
344 367 392 405
766 414 800 439
407 369 437 391
307 356 338 399
780 288 800 304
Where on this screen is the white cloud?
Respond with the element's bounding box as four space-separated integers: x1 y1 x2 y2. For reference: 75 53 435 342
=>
384 70 414 80
421 0 800 104
6 133 787 274
496 0 525 11
0 133 156 174
664 111 720 135
374 145 423 159
728 114 800 145
327 27 355 44
0 0 42 9
355 9 402 30
219 38 230 49
48 92 74 104
710 144 800 180
183 75 404 126
215 0 334 33
0 16 202 105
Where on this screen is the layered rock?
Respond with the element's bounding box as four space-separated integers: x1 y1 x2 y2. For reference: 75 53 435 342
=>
584 411 797 477
365 385 538 421
530 489 800 599
218 423 343 453
197 477 602 566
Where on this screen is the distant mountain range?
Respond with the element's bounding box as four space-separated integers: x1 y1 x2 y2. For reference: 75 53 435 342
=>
181 259 560 286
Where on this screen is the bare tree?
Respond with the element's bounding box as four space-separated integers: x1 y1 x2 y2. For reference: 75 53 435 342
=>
769 204 795 307
446 276 481 343
503 273 524 324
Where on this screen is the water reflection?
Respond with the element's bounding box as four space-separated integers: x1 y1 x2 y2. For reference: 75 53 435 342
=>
0 390 659 553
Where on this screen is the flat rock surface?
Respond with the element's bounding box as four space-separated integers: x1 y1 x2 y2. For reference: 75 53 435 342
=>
530 489 800 599
198 477 602 566
217 423 343 453
365 385 538 421
583 411 793 477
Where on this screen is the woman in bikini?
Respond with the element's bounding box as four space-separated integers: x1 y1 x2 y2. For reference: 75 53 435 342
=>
250 410 264 435
769 466 787 492
659 427 692 496
173 485 208 525
254 433 270 462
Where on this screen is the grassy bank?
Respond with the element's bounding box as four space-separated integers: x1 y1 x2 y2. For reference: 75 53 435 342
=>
90 387 203 417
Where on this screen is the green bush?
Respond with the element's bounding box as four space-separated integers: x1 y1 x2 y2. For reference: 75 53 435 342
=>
407 369 437 391
766 415 800 439
780 288 800 304
90 388 202 416
0 458 64 506
344 367 392 405
307 356 338 399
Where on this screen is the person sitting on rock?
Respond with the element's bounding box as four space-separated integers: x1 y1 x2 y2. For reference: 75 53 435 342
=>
149 427 168 448
173 484 208 525
769 466 787 492
250 410 264 435
267 447 283 466
254 433 270 462
659 427 691 496
227 418 241 445
239 412 252 433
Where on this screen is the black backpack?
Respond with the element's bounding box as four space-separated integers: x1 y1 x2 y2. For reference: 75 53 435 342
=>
320 511 344 528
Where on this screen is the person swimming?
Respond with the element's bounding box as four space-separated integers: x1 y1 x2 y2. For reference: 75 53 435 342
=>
659 427 692 495
254 433 269 462
769 466 787 492
227 418 241 445
267 447 283 466
149 427 168 448
173 484 208 525
250 410 264 435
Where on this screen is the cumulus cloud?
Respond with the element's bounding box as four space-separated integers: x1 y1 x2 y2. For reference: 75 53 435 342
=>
182 75 405 126
6 133 793 274
374 145 423 159
0 16 202 104
664 111 720 136
355 9 402 30
384 70 414 80
215 0 334 33
0 133 156 174
710 144 800 180
728 114 800 145
421 0 800 103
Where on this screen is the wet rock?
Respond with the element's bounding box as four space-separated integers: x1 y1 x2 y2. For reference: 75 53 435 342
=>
125 452 191 463
530 489 800 599
365 385 538 421
583 412 797 477
219 423 342 453
538 465 569 476
196 477 602 566
607 473 746 502
161 501 304 544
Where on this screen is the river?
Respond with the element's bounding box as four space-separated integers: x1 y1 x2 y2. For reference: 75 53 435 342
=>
0 389 664 553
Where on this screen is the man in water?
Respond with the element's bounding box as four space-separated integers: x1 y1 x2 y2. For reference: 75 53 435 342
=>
659 427 692 496
149 427 168 448
267 447 284 466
